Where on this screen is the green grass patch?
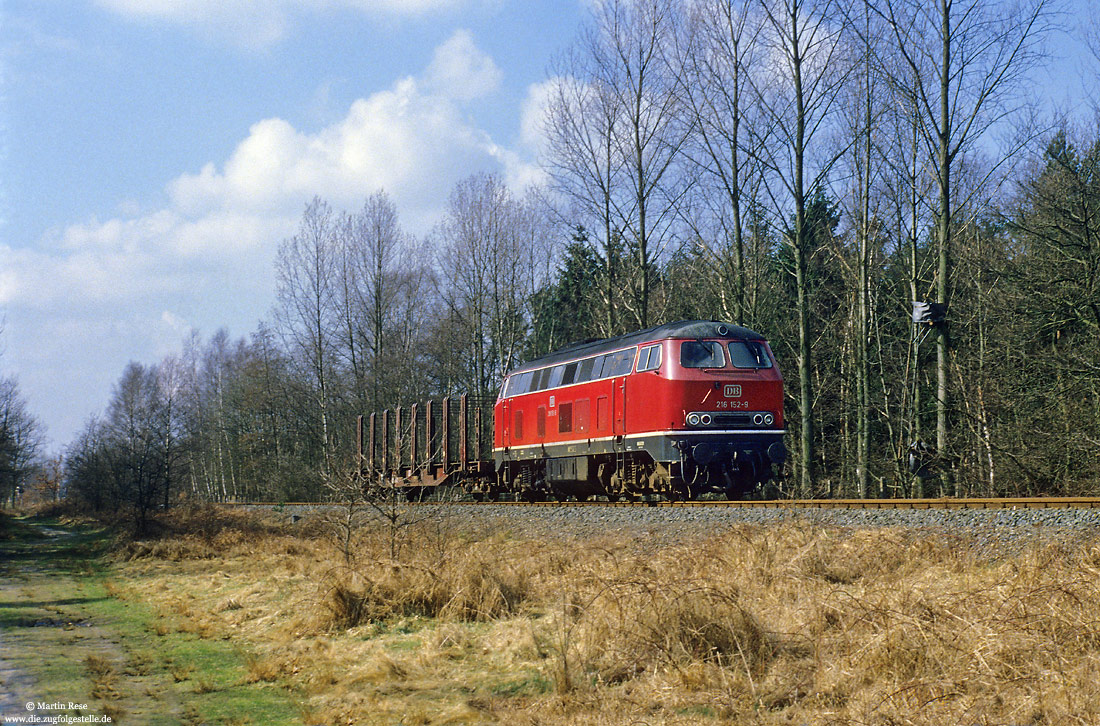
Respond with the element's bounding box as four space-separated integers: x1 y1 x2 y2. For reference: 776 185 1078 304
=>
0 520 303 726
490 673 553 698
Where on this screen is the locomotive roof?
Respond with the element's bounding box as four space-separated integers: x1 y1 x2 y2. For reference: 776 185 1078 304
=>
511 320 766 374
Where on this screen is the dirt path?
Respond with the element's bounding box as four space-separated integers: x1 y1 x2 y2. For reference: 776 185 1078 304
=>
0 523 179 724
0 629 36 712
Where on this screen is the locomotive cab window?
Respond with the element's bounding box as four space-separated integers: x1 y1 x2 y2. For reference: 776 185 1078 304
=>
508 370 533 396
681 341 725 368
637 344 662 372
728 341 772 369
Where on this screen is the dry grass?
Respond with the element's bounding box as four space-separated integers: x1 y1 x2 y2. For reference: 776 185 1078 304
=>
319 540 532 628
85 654 122 702
110 507 1100 725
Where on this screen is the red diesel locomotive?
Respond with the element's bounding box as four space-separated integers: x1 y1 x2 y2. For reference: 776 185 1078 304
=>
493 320 786 500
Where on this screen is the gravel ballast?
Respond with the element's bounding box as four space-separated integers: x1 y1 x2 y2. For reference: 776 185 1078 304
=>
256 502 1100 554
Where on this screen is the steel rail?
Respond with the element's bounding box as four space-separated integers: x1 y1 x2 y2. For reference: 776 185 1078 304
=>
234 497 1100 509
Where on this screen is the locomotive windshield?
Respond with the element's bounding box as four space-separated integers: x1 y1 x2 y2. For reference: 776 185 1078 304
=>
681 341 725 368
728 341 772 369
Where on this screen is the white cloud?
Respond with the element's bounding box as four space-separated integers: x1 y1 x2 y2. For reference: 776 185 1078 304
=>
94 0 468 48
94 0 291 48
4 29 543 446
424 30 503 101
519 78 558 156
165 74 511 230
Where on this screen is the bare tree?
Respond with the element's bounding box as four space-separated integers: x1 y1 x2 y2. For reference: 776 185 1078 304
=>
435 173 551 397
599 0 689 328
0 375 43 507
547 0 688 331
155 354 189 508
276 197 339 473
674 0 767 327
545 48 627 336
336 191 413 415
833 0 892 497
104 362 169 531
748 0 853 495
872 0 1055 493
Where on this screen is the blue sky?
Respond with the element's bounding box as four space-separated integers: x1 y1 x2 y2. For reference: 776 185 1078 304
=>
0 0 1096 453
0 0 585 450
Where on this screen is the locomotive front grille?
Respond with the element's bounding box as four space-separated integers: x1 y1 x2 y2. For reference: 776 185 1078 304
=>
713 412 755 427
685 411 776 428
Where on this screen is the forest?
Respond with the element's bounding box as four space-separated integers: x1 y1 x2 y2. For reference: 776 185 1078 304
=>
24 0 1100 513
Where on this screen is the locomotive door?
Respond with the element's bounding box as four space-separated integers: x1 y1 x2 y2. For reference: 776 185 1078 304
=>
501 399 511 447
613 376 626 435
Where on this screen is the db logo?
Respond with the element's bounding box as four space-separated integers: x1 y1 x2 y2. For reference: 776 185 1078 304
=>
724 385 742 398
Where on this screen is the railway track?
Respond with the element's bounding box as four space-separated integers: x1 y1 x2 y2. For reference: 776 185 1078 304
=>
237 496 1100 510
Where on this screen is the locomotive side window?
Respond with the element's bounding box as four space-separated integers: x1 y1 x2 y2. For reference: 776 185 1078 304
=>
508 346 641 396
562 362 578 385
577 357 596 382
728 341 772 369
591 355 608 380
605 348 636 377
548 364 566 388
681 341 725 368
637 344 662 372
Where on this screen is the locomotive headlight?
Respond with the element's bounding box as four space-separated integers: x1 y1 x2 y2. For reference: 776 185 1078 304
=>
764 413 775 426
700 414 713 425
752 413 764 426
687 413 701 426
